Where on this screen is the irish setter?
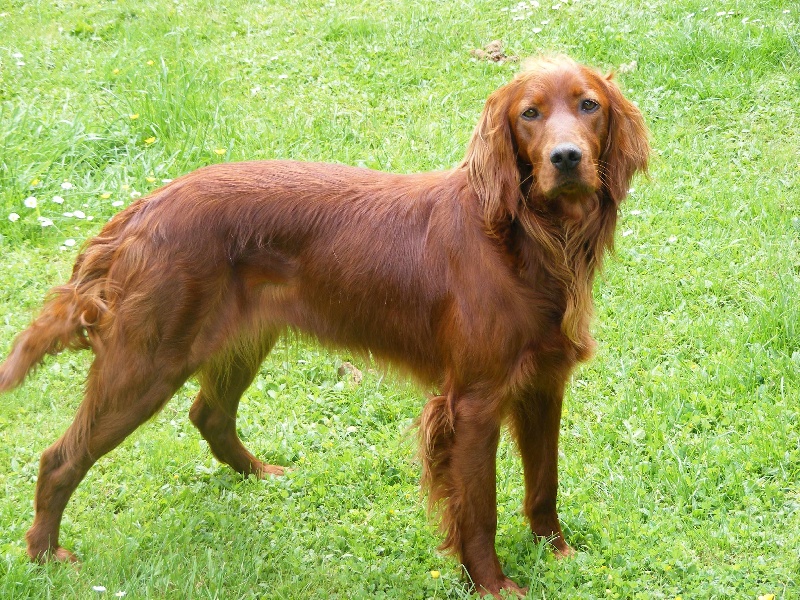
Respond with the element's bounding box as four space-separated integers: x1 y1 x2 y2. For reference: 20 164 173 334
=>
0 56 648 597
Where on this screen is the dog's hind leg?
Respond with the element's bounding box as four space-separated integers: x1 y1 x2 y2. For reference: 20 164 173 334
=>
189 333 284 478
26 353 191 562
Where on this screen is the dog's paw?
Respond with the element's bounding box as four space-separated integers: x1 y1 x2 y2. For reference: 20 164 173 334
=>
553 543 576 560
477 577 528 598
29 544 79 565
257 463 286 477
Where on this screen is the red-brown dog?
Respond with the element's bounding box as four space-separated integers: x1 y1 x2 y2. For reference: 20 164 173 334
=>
0 56 648 597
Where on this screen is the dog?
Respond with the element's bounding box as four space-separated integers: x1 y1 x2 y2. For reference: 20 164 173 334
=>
0 55 648 597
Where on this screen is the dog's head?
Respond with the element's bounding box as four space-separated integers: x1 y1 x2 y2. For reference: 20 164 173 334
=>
465 55 649 227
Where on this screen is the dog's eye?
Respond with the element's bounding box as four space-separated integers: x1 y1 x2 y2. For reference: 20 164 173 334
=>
580 99 600 113
521 107 539 120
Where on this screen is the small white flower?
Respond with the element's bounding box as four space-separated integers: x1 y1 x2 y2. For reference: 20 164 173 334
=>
161 178 173 183
130 191 142 199
61 181 73 190
73 210 86 219
87 215 94 221
629 209 642 216
24 196 37 208
38 217 54 227
52 195 65 204
12 52 23 59
8 212 20 222
63 212 74 217
622 229 634 237
114 593 127 598
112 200 124 207
668 235 678 243
64 238 76 247
92 585 106 593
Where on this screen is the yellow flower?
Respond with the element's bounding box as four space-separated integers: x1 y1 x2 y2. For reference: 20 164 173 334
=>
664 565 672 571
121 184 130 191
146 177 156 183
758 595 775 600
146 60 154 66
30 178 40 186
112 68 120 75
101 192 111 199
214 148 226 156
675 596 682 600
430 570 440 579
129 113 140 120
144 137 156 145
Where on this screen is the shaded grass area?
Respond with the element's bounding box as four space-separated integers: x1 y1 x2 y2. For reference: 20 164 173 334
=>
1 0 799 598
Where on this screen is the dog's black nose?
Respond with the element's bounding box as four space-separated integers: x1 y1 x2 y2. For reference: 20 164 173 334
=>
549 143 582 172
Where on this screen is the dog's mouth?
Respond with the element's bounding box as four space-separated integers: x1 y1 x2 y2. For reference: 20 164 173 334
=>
536 173 601 221
542 177 598 200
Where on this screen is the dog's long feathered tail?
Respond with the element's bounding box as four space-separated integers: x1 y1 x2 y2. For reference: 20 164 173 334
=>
0 203 140 393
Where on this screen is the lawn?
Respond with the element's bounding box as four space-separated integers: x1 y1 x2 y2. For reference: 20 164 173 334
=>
1 0 798 598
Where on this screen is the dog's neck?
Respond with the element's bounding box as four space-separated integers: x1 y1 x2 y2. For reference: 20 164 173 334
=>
511 187 618 356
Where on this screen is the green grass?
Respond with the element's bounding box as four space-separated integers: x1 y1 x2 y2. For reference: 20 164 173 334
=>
1 0 799 598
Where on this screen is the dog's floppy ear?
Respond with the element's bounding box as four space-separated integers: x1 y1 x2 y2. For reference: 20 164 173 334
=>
600 73 650 204
463 82 522 229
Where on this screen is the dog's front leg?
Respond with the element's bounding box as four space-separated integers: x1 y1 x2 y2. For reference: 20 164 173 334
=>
446 398 526 598
510 379 574 558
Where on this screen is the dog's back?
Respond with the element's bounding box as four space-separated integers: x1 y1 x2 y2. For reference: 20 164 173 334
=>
0 161 472 393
